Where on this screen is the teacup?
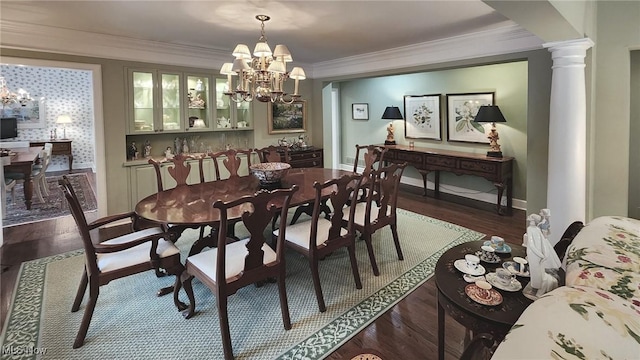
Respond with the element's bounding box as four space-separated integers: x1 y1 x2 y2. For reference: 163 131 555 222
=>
495 268 515 286
475 280 492 299
480 245 495 260
465 254 480 270
513 256 528 273
491 236 505 250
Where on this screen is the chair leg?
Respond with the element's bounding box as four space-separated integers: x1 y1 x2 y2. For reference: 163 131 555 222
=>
218 296 234 360
391 223 404 261
363 232 380 276
73 278 99 348
347 244 363 289
309 257 326 312
181 273 196 319
41 175 50 196
277 270 292 330
33 178 45 203
169 265 187 311
72 269 88 312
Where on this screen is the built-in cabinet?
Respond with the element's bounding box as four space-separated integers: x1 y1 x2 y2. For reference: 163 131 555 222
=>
214 78 253 131
126 68 218 134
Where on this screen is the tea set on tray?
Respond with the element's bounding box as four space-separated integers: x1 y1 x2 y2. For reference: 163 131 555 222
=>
454 236 530 306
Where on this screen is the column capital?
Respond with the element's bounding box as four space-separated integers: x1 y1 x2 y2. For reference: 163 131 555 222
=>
543 38 594 68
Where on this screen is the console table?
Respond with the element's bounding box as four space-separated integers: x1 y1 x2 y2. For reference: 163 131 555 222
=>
284 147 323 168
382 145 513 215
30 140 73 171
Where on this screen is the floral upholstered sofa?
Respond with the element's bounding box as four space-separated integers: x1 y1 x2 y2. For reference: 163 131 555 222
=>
491 216 640 359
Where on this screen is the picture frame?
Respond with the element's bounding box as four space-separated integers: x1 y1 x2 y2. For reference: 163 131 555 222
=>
268 100 306 134
1 97 46 129
446 92 494 143
404 94 442 140
352 103 369 120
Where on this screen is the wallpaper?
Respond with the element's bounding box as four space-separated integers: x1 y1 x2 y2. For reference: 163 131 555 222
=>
0 65 95 171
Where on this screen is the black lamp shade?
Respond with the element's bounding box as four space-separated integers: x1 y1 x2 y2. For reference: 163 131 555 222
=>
473 105 507 123
381 106 404 120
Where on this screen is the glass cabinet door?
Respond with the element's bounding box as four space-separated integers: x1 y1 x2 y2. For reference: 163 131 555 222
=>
160 73 182 132
131 71 155 133
187 75 212 131
236 100 252 130
215 78 232 130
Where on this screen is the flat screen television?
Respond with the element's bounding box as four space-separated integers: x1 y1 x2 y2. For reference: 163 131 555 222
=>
1 117 18 139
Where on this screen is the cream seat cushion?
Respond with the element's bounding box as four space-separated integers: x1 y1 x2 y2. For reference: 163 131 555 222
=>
274 217 347 250
187 238 276 282
344 202 390 225
96 227 179 273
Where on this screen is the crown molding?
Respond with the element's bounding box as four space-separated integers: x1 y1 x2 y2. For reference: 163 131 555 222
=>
310 24 544 79
0 20 230 70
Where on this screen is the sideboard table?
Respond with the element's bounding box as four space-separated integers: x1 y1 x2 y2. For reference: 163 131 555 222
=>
435 241 532 360
30 140 73 171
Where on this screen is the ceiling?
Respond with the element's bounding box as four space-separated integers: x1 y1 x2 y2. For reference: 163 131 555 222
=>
0 1 518 66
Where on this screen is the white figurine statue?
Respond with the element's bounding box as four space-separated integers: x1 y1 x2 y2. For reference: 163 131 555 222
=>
525 212 562 297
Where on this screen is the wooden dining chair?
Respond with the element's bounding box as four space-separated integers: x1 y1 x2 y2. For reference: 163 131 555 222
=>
352 144 388 203
275 173 364 312
179 185 298 360
257 145 290 163
210 148 254 179
59 175 185 348
345 162 407 276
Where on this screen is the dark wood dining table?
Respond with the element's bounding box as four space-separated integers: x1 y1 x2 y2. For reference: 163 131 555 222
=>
135 167 354 255
3 146 42 210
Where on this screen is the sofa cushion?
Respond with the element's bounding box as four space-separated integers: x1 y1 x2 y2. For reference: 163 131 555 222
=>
492 286 640 359
565 216 640 306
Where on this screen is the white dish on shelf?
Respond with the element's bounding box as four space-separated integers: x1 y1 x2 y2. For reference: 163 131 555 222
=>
454 259 486 276
486 272 523 292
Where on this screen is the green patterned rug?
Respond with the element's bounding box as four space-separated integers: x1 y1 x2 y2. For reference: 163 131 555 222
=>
0 209 484 359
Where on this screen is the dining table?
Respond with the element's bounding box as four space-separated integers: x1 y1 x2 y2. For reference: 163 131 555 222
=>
2 146 42 210
135 167 354 253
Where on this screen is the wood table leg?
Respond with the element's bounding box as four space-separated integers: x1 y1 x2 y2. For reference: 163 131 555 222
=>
438 295 445 360
434 171 441 199
494 182 505 215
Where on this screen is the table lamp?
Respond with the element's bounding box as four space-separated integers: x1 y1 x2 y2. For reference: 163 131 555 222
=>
56 114 72 139
473 105 507 157
381 106 403 145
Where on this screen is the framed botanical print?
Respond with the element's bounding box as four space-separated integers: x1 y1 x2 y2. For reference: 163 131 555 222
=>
268 100 306 134
352 103 369 120
404 94 441 140
446 92 494 143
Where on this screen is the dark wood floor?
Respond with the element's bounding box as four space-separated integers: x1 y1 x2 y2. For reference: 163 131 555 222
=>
1 176 525 359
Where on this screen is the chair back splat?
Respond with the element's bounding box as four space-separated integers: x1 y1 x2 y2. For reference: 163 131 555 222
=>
180 185 299 359
257 145 290 163
210 149 254 179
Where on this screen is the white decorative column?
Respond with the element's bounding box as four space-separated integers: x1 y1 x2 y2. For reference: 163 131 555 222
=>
543 38 594 245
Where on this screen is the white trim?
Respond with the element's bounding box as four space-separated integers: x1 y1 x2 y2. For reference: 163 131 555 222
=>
0 57 107 218
341 163 526 211
311 25 543 79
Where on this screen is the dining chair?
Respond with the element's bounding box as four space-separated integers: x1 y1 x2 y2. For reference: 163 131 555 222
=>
210 148 254 180
179 185 298 360
275 173 364 312
59 175 185 348
345 162 407 276
257 145 290 163
352 144 388 203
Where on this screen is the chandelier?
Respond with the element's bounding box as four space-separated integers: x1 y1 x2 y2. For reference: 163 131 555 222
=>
220 15 306 104
0 76 33 107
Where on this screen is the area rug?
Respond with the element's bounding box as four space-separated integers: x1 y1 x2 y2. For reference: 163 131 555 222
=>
0 209 484 360
2 173 97 227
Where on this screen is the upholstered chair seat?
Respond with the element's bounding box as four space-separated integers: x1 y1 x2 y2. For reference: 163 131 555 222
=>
275 217 348 249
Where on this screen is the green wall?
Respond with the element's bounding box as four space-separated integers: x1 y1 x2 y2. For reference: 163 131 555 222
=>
630 50 639 219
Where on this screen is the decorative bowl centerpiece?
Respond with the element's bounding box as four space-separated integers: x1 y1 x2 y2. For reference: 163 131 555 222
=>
250 162 291 185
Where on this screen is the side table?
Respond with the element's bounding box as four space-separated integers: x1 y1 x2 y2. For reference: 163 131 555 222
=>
30 140 73 171
435 241 532 360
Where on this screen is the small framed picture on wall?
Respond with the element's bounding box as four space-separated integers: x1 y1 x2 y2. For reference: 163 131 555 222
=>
446 92 494 143
404 94 442 140
352 103 369 120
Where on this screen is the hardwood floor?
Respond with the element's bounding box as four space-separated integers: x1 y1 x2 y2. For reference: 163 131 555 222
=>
0 179 525 359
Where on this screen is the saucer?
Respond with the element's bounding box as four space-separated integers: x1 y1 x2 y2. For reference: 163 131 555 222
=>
463 274 486 283
483 241 512 254
485 272 523 292
502 261 530 277
465 284 503 306
454 259 486 276
475 250 501 264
